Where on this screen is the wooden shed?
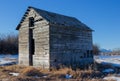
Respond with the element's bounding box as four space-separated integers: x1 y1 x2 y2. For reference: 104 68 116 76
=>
16 6 94 69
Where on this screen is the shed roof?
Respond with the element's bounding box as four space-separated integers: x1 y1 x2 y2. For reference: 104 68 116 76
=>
16 6 92 31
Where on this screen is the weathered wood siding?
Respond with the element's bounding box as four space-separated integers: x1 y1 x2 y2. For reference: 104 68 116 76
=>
19 8 50 68
50 25 93 67
19 27 29 65
33 23 50 69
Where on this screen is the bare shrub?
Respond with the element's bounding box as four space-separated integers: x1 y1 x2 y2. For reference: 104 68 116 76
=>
93 44 100 55
0 32 18 54
112 48 120 55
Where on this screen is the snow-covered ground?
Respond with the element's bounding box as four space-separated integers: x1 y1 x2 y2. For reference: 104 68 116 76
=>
95 55 120 81
0 54 120 80
95 55 120 67
0 54 18 66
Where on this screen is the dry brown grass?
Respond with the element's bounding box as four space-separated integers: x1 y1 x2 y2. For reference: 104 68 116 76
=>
21 66 43 76
52 67 73 75
0 65 115 81
3 65 25 72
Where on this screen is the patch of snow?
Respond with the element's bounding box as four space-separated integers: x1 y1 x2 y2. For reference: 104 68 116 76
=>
65 74 72 79
0 54 18 66
33 75 48 78
43 75 47 78
102 68 114 73
95 55 120 81
9 72 19 76
33 75 39 78
104 76 120 81
95 55 120 67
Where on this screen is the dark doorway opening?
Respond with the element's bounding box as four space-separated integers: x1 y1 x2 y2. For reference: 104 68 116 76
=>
29 29 35 65
29 17 34 27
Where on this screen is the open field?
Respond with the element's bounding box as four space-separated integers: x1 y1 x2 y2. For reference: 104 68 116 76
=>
95 55 120 81
0 65 113 81
0 54 120 81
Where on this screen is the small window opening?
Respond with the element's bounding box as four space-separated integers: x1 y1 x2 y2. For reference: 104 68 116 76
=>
54 59 57 62
87 50 89 54
90 50 93 57
87 50 89 57
29 17 34 27
90 50 93 54
84 53 87 58
80 56 83 58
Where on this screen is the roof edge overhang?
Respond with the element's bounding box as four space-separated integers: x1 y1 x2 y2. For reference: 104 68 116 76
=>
49 23 94 32
16 6 33 30
16 6 94 32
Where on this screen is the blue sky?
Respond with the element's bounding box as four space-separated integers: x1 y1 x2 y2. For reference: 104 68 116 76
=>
0 0 120 50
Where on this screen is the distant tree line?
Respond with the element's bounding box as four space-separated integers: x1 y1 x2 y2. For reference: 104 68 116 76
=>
93 44 120 56
109 48 120 55
0 33 18 54
93 44 100 55
0 32 102 55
